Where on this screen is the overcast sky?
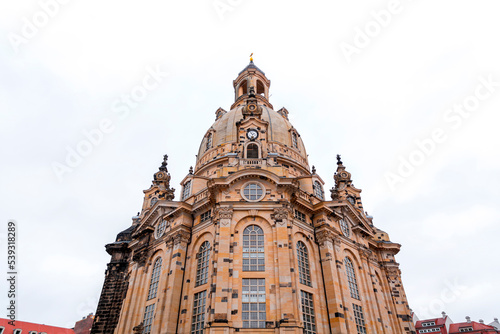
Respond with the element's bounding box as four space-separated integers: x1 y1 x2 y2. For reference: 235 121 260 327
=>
1 0 499 329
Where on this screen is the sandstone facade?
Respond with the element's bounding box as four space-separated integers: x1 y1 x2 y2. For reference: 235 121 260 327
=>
91 60 416 334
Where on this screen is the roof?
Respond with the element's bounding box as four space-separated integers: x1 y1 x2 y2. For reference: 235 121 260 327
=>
449 321 498 333
0 318 75 334
489 319 500 330
238 60 265 76
196 104 309 168
416 317 448 328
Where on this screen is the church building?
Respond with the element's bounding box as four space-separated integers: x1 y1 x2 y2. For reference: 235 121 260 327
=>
91 58 416 334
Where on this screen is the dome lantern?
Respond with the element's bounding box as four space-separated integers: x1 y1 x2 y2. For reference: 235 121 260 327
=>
232 57 272 109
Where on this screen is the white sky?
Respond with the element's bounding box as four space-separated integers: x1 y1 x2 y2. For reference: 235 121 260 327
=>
0 0 499 328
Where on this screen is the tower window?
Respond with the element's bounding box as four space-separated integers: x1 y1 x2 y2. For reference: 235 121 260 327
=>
292 132 298 148
147 257 163 300
182 180 192 200
345 257 360 300
340 219 350 237
297 241 312 286
191 290 207 334
196 241 210 286
313 181 324 200
243 225 265 271
142 303 156 334
242 278 266 328
238 80 248 97
246 143 259 159
206 133 213 151
257 80 265 96
155 219 168 239
353 304 367 334
150 197 158 206
301 291 317 334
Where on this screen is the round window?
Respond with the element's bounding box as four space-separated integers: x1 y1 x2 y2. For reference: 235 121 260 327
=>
241 182 265 202
340 219 350 237
155 219 168 239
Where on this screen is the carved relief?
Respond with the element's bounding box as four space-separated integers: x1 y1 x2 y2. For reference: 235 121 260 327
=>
315 229 334 247
270 206 291 222
215 207 234 220
132 323 144 334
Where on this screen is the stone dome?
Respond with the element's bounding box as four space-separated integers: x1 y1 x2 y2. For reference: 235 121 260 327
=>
196 104 308 164
194 60 309 175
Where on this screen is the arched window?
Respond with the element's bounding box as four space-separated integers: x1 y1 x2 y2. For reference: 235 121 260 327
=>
196 241 210 286
238 80 248 97
206 133 213 151
291 132 298 148
344 257 360 300
257 80 265 96
313 181 324 200
297 241 312 286
246 143 259 159
147 257 162 300
243 225 265 271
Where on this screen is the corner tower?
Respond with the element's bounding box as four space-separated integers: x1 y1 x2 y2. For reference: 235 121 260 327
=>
92 59 415 334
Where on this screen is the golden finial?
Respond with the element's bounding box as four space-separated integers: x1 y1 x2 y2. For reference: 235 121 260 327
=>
250 53 253 62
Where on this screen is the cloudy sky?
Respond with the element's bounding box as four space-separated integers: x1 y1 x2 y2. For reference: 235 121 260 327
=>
1 0 499 328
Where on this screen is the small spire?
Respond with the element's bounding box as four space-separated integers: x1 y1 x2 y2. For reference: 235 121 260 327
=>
250 52 253 62
159 154 168 171
312 165 316 174
336 154 343 165
189 166 194 174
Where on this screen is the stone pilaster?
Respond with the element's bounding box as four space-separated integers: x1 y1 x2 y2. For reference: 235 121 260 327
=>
210 207 233 332
160 227 191 334
315 228 348 333
271 207 300 331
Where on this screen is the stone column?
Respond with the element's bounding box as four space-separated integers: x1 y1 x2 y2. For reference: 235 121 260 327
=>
271 207 300 332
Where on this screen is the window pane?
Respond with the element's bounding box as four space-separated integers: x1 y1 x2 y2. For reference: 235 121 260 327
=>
242 225 265 271
242 278 266 328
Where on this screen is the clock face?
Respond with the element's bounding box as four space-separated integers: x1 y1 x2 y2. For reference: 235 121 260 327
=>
247 129 258 140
